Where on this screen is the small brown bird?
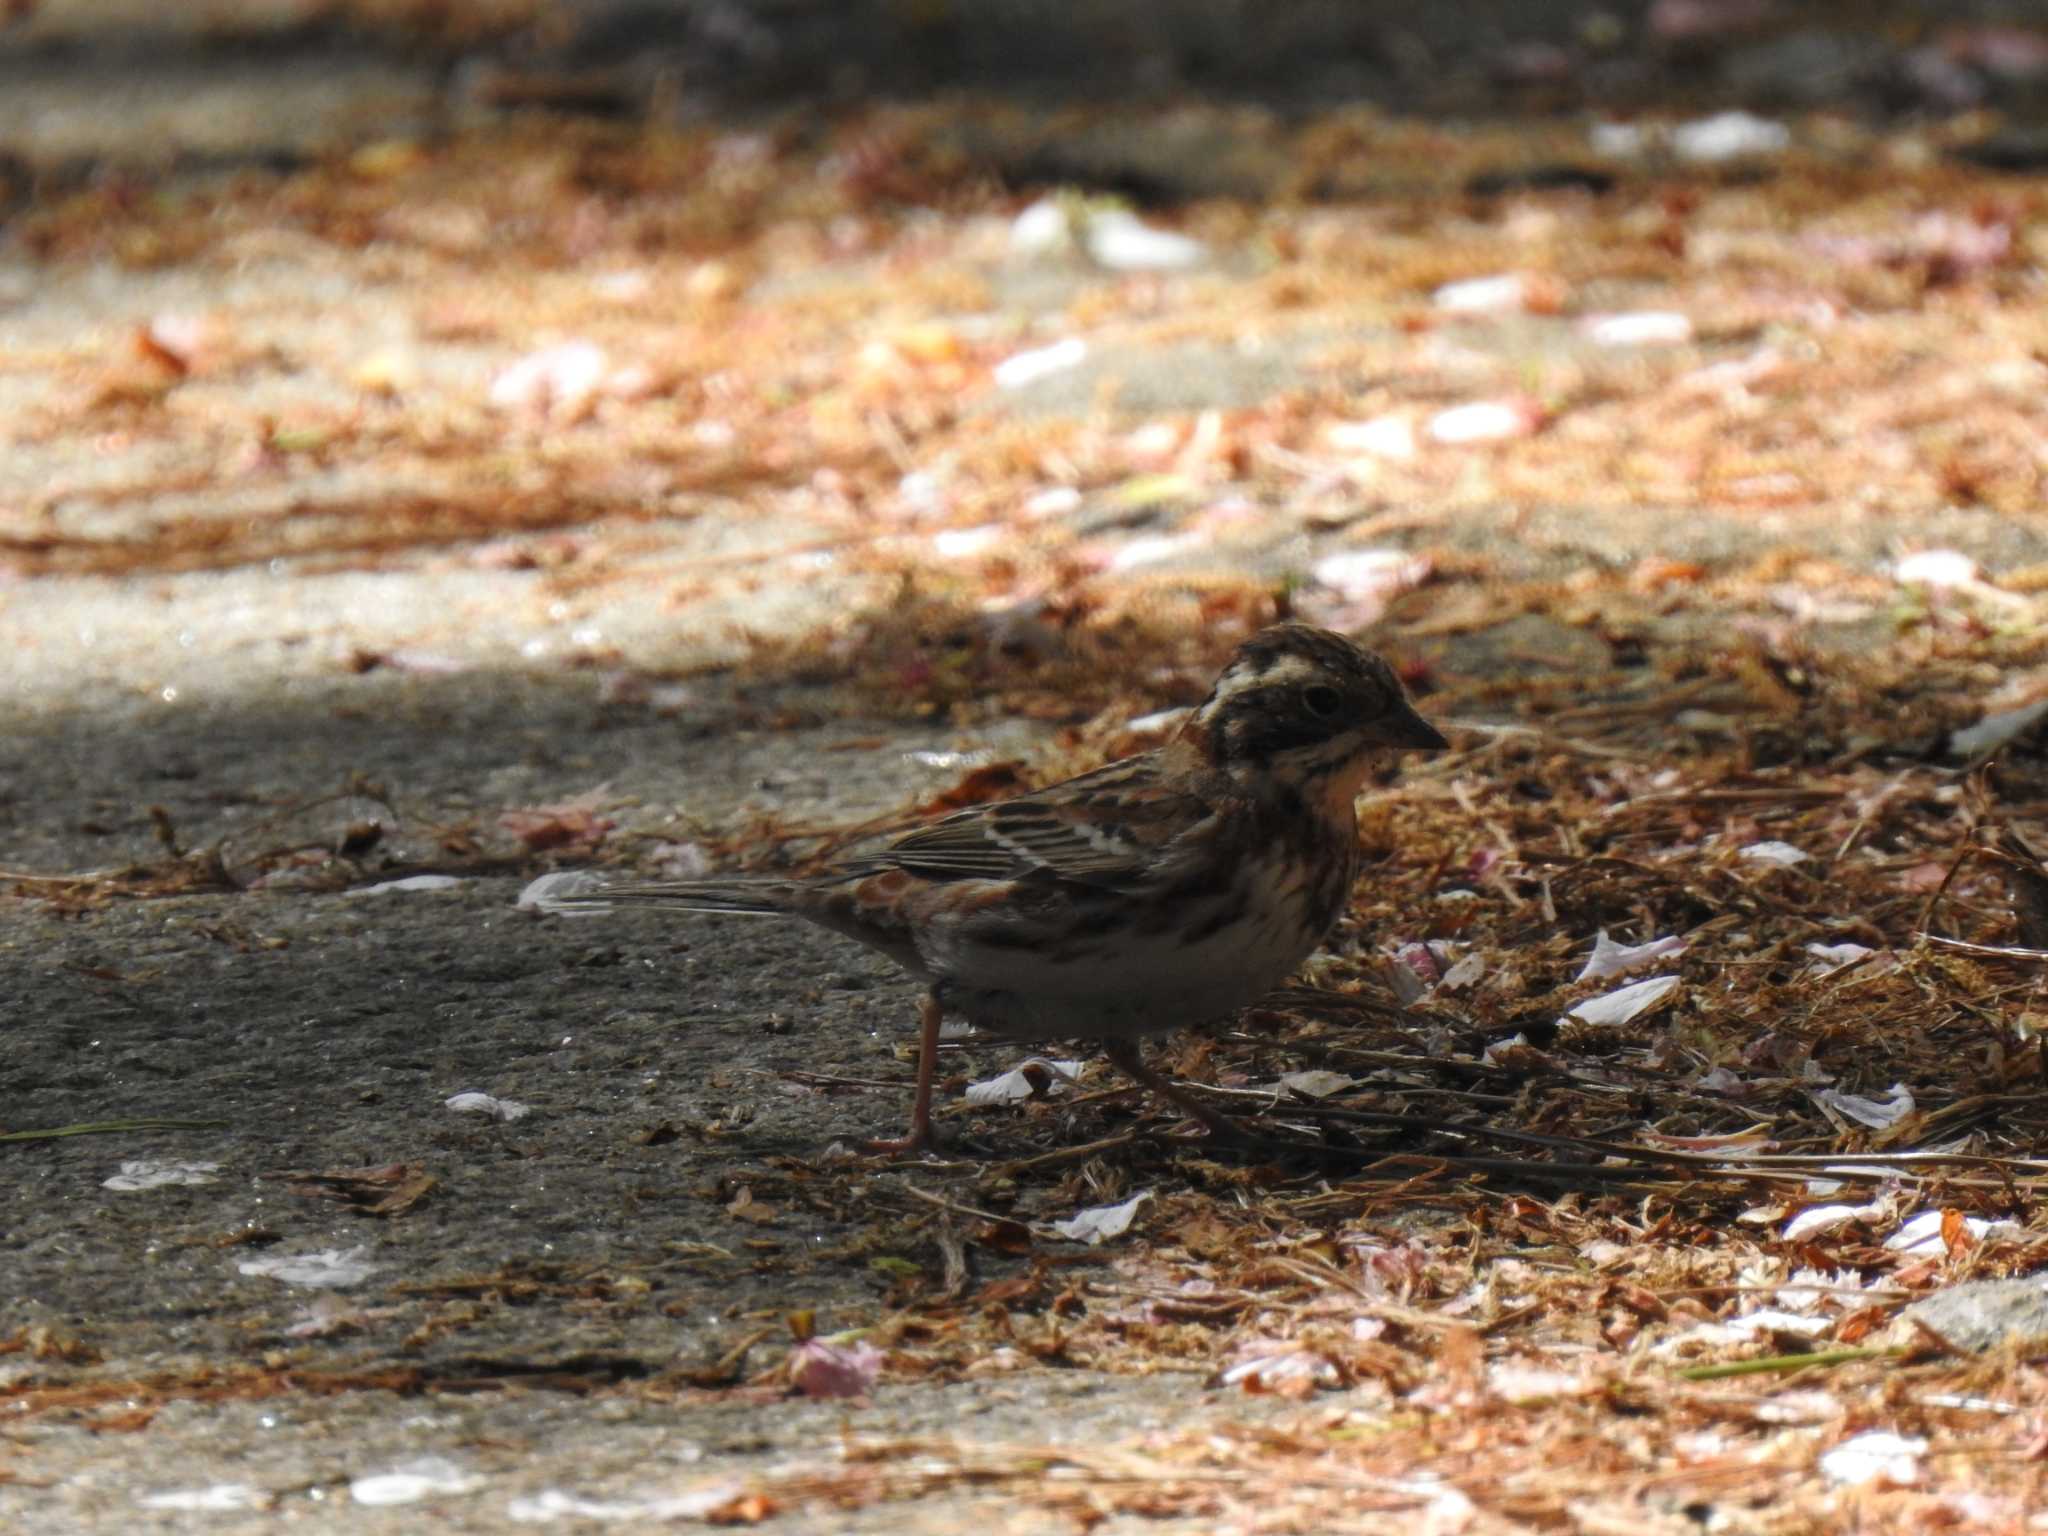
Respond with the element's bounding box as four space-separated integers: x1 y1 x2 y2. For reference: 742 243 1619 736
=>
549 624 1446 1151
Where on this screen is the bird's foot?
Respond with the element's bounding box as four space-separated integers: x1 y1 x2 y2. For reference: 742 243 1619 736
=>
858 1121 938 1157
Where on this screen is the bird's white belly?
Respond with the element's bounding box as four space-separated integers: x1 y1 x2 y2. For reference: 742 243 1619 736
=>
921 852 1328 1041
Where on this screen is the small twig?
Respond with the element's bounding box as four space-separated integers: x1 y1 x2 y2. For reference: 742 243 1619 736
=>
0 1118 229 1143
1675 1346 1904 1382
1915 834 1985 939
1918 933 2048 961
892 1181 1017 1226
784 1069 933 1092
992 1133 1142 1176
1439 720 1650 761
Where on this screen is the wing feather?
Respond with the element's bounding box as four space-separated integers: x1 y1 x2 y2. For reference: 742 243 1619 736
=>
862 765 1215 891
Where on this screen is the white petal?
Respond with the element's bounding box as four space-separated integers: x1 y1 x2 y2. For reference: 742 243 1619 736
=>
1884 1209 2023 1255
1582 311 1693 347
931 525 1003 559
964 1058 1081 1106
489 341 608 415
1050 1191 1152 1245
1278 1070 1356 1100
137 1485 267 1512
1739 840 1809 866
994 338 1087 390
1433 274 1533 313
1084 210 1207 271
1322 413 1418 461
1564 975 1680 1028
507 1487 747 1523
238 1247 379 1289
351 1458 483 1506
1577 929 1687 982
1312 549 1431 602
104 1159 220 1191
1590 121 1649 157
1427 399 1538 445
1804 941 1875 976
445 1091 532 1122
1783 1199 1886 1242
1008 197 1074 259
1671 111 1789 163
1821 1431 1926 1488
354 874 465 896
1812 1083 1914 1129
1892 548 1978 588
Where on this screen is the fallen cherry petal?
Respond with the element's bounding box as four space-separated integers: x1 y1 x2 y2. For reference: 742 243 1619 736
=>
1811 1083 1914 1129
489 341 609 420
994 338 1086 390
1563 975 1680 1029
1884 1209 2020 1255
1427 398 1541 445
964 1058 1082 1106
1671 110 1789 163
353 875 465 896
1821 1431 1926 1488
1323 414 1418 461
104 1160 221 1191
1433 273 1536 314
237 1247 380 1289
1783 1197 1888 1243
1084 209 1207 271
1804 941 1875 976
788 1337 885 1399
1278 1069 1356 1099
351 1457 483 1507
1577 929 1687 982
1582 310 1693 347
1892 548 1979 588
445 1091 532 1122
1050 1191 1152 1245
1738 840 1809 867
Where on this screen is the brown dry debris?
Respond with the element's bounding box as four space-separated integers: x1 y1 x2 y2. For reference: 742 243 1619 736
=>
265 1162 437 1217
19 100 2048 1530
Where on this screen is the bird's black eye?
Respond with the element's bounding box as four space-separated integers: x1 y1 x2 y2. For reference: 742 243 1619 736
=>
1302 684 1342 718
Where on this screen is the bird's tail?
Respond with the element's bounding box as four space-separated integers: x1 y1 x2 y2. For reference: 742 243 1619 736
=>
523 870 799 917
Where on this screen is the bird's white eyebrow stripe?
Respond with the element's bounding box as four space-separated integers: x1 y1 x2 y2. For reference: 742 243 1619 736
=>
1252 654 1319 687
1207 651 1318 706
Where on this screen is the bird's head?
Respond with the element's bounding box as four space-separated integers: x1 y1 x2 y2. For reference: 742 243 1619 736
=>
1182 624 1447 799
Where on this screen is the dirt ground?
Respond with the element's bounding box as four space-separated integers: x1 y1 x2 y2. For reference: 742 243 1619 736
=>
16 4 2048 1533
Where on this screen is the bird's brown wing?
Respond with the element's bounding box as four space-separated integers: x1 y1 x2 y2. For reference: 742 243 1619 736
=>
862 763 1215 892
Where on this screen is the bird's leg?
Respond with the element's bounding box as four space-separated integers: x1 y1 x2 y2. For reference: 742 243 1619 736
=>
861 989 944 1155
1101 1037 1242 1141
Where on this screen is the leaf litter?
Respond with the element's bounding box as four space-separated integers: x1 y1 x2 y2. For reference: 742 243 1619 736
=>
17 97 2048 1534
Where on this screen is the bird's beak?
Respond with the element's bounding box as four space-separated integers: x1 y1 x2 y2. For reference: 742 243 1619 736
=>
1376 699 1449 752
